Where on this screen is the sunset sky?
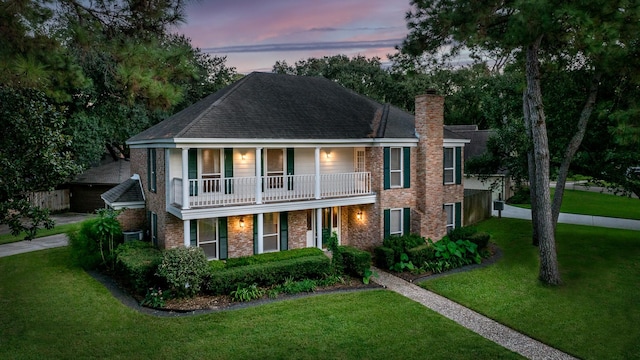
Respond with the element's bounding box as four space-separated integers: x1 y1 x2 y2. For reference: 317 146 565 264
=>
172 0 413 73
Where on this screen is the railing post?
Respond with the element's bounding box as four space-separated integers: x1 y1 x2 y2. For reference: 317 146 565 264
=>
182 148 190 209
255 147 262 204
315 147 321 199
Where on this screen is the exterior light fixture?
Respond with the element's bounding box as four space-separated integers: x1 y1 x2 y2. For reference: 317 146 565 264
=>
239 218 245 228
241 153 246 160
326 151 331 159
357 211 363 220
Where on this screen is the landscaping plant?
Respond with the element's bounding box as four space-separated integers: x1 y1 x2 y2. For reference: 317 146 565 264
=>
156 247 209 298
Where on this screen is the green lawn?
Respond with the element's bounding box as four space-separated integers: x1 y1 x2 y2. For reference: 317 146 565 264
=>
0 248 521 359
420 218 640 360
514 188 640 220
0 222 82 245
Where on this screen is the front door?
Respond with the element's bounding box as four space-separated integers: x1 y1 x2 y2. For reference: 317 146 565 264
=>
322 206 340 248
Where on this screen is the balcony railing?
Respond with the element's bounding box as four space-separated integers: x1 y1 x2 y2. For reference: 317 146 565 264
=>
172 172 371 208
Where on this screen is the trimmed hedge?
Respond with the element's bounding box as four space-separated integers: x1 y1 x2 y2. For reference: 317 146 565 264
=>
156 247 209 298
225 247 324 268
374 246 395 269
448 226 478 242
407 244 435 266
206 255 331 295
382 234 426 263
114 241 162 295
339 246 372 277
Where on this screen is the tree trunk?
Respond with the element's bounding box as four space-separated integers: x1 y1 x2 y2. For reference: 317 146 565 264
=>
524 37 562 285
523 89 539 246
551 73 601 226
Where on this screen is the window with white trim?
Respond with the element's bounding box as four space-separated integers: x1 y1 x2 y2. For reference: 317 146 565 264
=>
444 147 455 184
202 149 221 193
263 212 280 252
198 218 219 260
354 148 366 172
390 147 403 188
266 149 284 188
389 208 403 237
444 204 455 233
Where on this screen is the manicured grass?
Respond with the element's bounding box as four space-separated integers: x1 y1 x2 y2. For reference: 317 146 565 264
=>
513 188 640 220
0 222 82 245
419 218 640 360
0 248 522 359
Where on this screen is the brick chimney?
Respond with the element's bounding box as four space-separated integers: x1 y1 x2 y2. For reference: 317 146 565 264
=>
413 92 447 241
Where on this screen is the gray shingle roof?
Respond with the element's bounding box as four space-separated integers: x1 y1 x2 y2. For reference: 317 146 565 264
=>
128 72 416 143
445 125 495 160
101 177 144 205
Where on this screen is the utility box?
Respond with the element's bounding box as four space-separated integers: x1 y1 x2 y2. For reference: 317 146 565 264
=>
122 230 143 242
493 201 505 211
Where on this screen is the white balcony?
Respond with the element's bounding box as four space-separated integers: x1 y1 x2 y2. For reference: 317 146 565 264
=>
172 172 371 208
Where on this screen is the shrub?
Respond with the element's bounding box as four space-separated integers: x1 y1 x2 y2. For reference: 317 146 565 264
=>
68 218 102 270
339 246 372 277
467 231 491 250
92 208 123 270
407 243 435 266
424 237 482 274
448 226 478 242
383 234 426 263
276 277 317 295
507 187 530 204
374 246 395 269
209 260 227 272
114 241 162 295
231 283 264 302
225 248 324 268
156 247 209 298
206 255 331 295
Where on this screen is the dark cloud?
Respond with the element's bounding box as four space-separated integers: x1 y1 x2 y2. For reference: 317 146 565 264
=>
202 38 403 54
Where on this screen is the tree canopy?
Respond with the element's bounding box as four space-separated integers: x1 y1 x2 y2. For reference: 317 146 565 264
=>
401 0 640 285
0 0 237 237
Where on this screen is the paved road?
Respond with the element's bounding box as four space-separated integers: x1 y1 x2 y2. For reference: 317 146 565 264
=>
493 204 640 231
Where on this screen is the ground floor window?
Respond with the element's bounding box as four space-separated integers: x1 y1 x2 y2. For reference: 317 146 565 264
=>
190 218 219 260
444 204 455 233
263 212 279 252
389 208 403 237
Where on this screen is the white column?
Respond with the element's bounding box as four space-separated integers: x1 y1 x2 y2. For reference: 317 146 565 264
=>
183 220 190 247
181 148 190 209
314 147 321 199
316 208 323 249
257 213 264 254
255 147 263 204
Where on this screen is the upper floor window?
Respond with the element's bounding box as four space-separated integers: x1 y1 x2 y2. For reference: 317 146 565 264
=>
444 147 462 185
384 147 410 189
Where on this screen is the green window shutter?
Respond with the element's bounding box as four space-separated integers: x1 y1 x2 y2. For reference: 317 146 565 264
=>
286 148 294 190
253 214 258 255
147 148 156 193
383 147 390 189
219 217 228 260
403 147 411 188
188 149 198 196
224 148 234 194
455 147 462 185
403 208 411 235
279 212 288 251
152 213 158 246
383 209 390 239
190 220 197 247
455 202 462 228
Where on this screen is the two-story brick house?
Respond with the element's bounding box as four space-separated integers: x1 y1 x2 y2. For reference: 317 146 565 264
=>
108 72 468 260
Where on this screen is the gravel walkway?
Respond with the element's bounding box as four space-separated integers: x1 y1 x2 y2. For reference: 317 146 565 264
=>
371 267 577 360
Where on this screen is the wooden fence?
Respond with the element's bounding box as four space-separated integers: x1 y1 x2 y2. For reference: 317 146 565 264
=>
463 189 492 226
28 189 70 212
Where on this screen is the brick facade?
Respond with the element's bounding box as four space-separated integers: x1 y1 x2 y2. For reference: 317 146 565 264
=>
121 94 463 257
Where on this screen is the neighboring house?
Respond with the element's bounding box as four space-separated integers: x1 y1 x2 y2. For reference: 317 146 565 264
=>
69 159 131 213
446 125 513 202
106 72 468 260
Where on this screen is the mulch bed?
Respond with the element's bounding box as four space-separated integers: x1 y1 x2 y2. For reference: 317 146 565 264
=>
89 243 502 317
